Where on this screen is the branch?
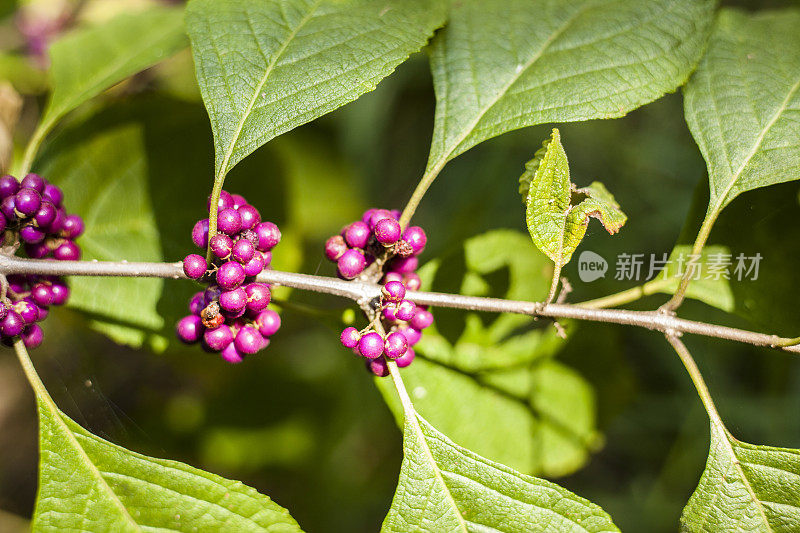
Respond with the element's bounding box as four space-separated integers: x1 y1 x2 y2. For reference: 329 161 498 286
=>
0 254 796 354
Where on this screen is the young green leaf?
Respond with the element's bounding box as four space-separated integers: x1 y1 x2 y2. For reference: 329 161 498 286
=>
21 7 187 173
382 411 619 532
33 379 303 531
186 0 446 181
425 0 714 178
681 419 800 532
684 8 800 217
524 129 626 265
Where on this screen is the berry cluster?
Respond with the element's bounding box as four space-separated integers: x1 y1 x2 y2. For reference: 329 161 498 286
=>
176 190 281 363
0 173 82 348
325 209 432 376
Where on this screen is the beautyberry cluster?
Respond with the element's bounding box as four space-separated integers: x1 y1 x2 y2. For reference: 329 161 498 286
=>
176 190 281 363
0 173 82 348
325 209 431 377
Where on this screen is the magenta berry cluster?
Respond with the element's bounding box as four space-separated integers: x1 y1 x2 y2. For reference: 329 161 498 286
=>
327 208 431 377
176 190 281 363
0 173 81 349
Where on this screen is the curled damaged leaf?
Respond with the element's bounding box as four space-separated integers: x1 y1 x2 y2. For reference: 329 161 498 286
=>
522 129 626 265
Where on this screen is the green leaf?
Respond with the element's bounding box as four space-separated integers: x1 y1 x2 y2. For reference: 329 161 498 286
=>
40 7 187 138
425 0 714 176
524 129 626 265
32 366 303 530
680 419 800 532
37 121 166 348
186 0 446 179
377 230 600 476
684 8 800 216
382 411 619 532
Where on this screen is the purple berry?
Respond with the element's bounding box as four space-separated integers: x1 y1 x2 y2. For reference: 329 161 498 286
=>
192 219 209 248
204 285 222 305
24 242 49 259
234 326 264 355
220 343 244 363
395 300 416 322
384 332 408 359
410 309 433 330
207 190 234 212
33 201 56 228
403 273 421 291
231 238 255 264
337 249 366 279
242 253 265 276
221 306 246 319
219 288 247 312
0 311 24 337
203 324 233 351
176 315 203 343
383 272 403 284
374 218 401 244
382 280 406 302
53 241 80 260
367 209 393 229
361 208 378 224
14 187 41 216
16 300 39 324
217 208 242 235
344 221 370 249
357 332 384 359
0 196 15 220
255 309 281 337
0 175 19 198
183 254 207 280
390 210 401 220
260 250 272 266
189 292 204 315
42 183 62 206
30 284 52 306
20 174 45 193
230 194 247 209
22 324 43 349
49 208 66 233
398 327 421 346
367 357 390 377
0 302 7 320
217 261 246 290
254 222 281 251
50 283 69 306
402 226 427 255
390 256 418 274
340 327 361 348
324 235 347 261
36 305 48 322
209 234 233 259
245 283 271 313
383 305 397 321
395 348 416 368
61 215 84 239
19 225 45 243
237 205 261 230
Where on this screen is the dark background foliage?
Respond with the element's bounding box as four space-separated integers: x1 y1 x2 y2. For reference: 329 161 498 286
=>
1 0 799 531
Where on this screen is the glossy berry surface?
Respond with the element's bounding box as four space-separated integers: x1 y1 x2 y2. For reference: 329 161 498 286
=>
177 189 281 363
0 173 81 349
327 208 432 376
183 254 207 280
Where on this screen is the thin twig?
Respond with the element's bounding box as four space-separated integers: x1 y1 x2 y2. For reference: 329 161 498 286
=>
0 255 797 354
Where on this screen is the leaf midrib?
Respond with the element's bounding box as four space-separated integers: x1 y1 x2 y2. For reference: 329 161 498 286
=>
427 3 592 176
407 412 468 532
215 0 323 179
38 397 141 530
708 76 800 215
713 421 773 532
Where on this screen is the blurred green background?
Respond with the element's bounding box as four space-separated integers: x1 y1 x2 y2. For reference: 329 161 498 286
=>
1 0 800 531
